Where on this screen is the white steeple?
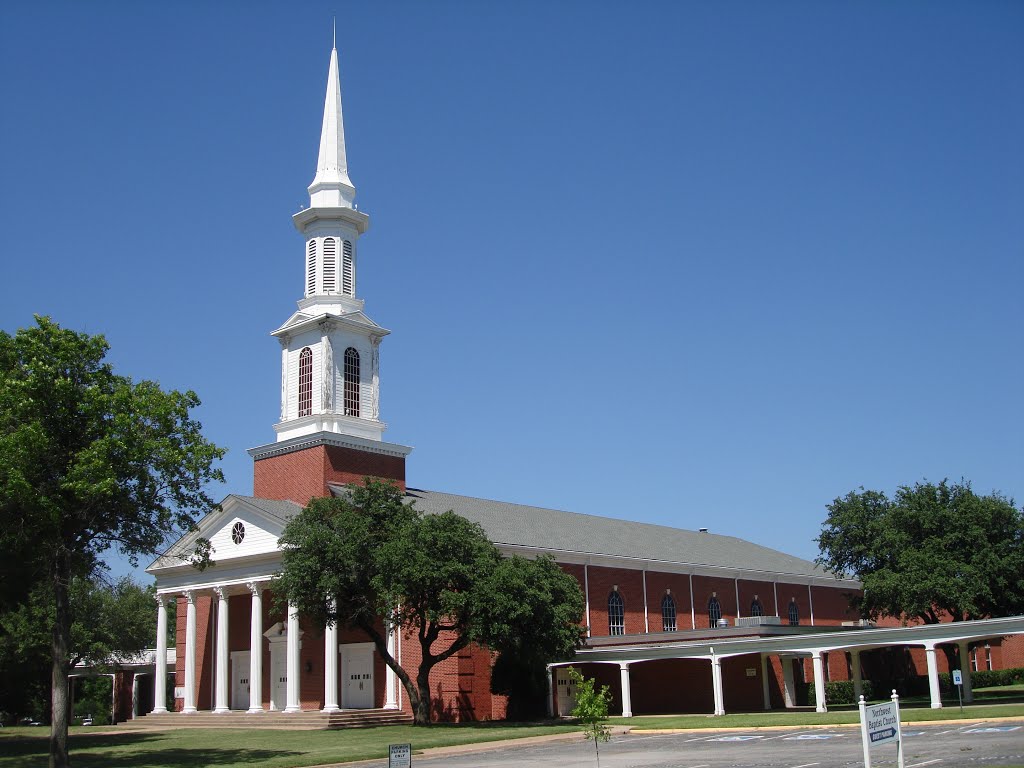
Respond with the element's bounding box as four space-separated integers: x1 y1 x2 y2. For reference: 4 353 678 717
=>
308 39 356 208
270 40 388 445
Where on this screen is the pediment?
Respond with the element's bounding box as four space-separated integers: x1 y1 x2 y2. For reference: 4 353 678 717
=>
147 495 296 572
272 311 316 335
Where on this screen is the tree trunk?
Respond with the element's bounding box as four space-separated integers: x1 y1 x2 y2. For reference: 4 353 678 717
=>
49 553 71 768
415 667 432 725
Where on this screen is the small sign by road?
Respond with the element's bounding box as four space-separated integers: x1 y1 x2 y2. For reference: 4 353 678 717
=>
859 691 904 768
389 743 412 768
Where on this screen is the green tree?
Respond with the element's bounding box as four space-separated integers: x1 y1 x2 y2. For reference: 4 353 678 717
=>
0 317 223 767
567 667 612 768
274 480 585 725
817 479 1024 668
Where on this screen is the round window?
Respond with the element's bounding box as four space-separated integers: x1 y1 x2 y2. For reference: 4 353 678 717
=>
231 521 245 545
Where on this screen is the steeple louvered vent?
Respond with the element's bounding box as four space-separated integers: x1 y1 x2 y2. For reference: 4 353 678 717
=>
306 240 317 296
322 238 337 293
342 240 354 296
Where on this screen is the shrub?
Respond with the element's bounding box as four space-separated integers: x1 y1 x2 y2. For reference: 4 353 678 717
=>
807 679 876 705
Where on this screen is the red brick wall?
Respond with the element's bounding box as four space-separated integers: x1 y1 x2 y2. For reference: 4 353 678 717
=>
253 444 406 505
810 585 860 626
586 567 645 636
644 573 695 631
629 659 714 713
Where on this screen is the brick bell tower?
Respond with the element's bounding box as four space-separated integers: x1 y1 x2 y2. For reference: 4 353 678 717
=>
249 40 411 506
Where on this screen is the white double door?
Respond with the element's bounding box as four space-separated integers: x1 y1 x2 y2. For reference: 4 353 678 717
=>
340 643 374 709
231 651 250 710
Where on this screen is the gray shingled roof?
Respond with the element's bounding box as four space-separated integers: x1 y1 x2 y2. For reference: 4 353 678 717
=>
329 486 831 579
232 495 304 523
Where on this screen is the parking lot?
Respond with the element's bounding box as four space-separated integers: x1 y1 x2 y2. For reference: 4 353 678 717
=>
408 721 1024 768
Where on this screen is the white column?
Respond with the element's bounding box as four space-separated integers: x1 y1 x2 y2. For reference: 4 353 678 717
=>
153 595 169 714
958 640 973 703
760 654 771 710
782 657 796 708
851 650 863 701
284 601 302 712
384 621 399 709
247 582 264 713
545 666 554 718
618 663 633 717
583 565 591 637
132 674 140 719
710 655 725 716
811 651 827 712
213 586 230 713
182 590 197 714
924 644 942 709
322 616 340 713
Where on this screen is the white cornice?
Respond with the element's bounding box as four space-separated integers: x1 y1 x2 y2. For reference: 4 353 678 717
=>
249 430 413 461
271 311 389 339
293 206 369 235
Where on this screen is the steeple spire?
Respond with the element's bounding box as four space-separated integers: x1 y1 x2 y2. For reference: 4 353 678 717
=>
308 39 355 208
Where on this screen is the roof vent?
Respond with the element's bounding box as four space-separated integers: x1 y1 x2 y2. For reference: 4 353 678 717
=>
699 527 709 533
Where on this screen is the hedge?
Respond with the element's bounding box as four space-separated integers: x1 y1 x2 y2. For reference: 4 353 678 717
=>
808 667 1024 705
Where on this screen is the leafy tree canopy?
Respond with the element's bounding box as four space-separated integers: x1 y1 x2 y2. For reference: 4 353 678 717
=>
0 577 157 721
816 479 1024 625
0 316 223 766
274 480 586 724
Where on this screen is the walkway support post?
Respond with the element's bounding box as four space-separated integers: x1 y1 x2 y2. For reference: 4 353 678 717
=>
957 641 974 703
619 663 633 717
247 582 264 713
924 643 942 709
213 586 230 713
153 594 169 714
811 651 827 713
850 649 863 701
760 654 771 710
183 590 197 714
710 653 725 716
284 601 301 713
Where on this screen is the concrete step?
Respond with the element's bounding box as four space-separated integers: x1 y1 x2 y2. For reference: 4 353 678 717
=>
123 708 413 730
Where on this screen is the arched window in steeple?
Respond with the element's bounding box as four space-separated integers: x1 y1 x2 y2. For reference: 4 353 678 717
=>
342 240 354 296
708 595 723 626
343 347 360 417
322 238 337 293
661 592 677 632
298 347 313 417
306 240 317 296
608 590 625 636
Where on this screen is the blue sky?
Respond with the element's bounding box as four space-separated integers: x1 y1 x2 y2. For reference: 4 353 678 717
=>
2 1 1021 581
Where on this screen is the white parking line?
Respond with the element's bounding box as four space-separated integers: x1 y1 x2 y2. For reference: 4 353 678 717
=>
959 721 987 730
906 760 942 768
764 730 808 740
684 735 717 742
789 762 820 768
935 729 954 734
685 765 710 768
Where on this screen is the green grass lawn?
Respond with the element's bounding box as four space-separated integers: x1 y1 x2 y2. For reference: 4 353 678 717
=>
2 702 1022 768
0 722 581 768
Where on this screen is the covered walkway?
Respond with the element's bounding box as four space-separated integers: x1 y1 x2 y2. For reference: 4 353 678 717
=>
548 615 1024 717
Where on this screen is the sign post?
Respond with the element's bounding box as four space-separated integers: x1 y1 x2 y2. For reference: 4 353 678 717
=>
389 743 412 768
859 691 904 768
952 669 963 713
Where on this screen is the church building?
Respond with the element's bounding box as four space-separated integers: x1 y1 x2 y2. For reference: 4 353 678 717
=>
146 42 1024 724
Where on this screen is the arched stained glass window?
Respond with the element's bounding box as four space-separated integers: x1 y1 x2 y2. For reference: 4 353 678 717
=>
343 347 360 417
750 598 764 617
708 596 723 625
608 591 625 636
661 593 677 632
788 599 800 626
298 347 313 417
